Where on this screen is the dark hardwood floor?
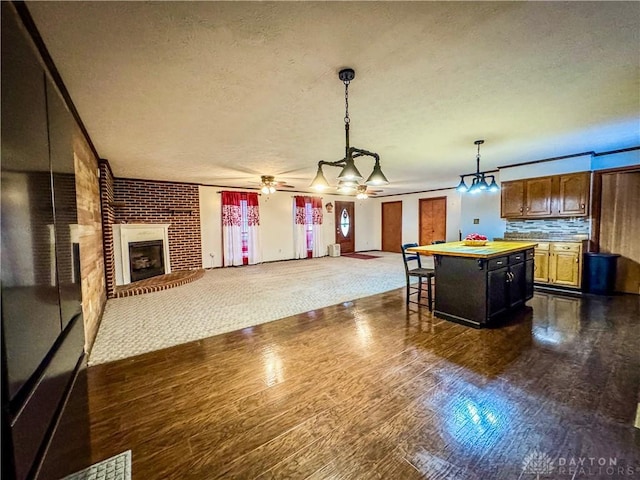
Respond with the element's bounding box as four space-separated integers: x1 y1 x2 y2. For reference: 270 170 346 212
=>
86 289 640 479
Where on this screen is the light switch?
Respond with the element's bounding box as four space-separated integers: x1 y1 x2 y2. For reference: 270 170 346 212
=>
473 218 480 224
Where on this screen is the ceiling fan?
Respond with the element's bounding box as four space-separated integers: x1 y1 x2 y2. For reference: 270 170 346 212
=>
258 175 295 194
355 185 383 199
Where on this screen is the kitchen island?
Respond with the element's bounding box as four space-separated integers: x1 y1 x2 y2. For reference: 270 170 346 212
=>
407 241 537 328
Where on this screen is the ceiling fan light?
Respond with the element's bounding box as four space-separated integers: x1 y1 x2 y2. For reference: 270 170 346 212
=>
356 192 368 199
310 166 330 191
365 161 390 186
337 157 363 181
261 185 270 194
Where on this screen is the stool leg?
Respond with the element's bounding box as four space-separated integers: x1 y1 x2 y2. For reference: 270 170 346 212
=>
405 277 410 304
417 277 422 301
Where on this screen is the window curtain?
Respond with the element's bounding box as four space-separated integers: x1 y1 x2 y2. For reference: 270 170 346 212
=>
293 195 324 258
310 196 324 258
293 196 308 259
222 191 243 266
222 191 261 266
245 192 262 265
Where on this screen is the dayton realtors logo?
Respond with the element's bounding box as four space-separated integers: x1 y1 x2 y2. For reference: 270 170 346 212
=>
521 450 555 479
520 449 640 478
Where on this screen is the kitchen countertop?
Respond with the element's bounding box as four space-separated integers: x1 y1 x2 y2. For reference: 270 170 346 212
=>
407 241 538 259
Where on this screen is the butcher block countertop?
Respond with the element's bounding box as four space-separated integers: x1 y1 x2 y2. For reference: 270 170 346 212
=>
407 241 538 259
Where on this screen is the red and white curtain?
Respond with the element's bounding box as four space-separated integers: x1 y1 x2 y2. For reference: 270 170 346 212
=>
293 196 324 258
222 191 261 266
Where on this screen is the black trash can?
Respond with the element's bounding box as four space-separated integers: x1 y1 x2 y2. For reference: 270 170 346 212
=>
584 252 620 294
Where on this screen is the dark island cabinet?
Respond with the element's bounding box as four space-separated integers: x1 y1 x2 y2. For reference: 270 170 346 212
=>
434 248 535 328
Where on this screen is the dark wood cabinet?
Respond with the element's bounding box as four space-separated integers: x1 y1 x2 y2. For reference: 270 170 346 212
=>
525 177 553 217
434 248 535 328
500 180 525 217
557 172 589 216
501 172 590 218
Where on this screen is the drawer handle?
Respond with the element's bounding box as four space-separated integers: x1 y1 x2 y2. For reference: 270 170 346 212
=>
496 261 503 265
514 256 521 260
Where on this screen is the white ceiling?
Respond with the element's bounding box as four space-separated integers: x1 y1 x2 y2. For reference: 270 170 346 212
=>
26 1 640 196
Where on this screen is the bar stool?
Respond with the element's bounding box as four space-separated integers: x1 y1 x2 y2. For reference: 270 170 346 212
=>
401 243 435 310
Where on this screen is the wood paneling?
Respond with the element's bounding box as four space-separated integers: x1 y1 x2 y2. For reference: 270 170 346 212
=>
84 290 640 478
74 110 106 351
381 201 402 252
419 197 446 246
599 171 640 294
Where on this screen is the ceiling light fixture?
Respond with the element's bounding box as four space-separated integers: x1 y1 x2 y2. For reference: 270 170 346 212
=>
456 140 499 194
310 68 389 196
260 175 277 194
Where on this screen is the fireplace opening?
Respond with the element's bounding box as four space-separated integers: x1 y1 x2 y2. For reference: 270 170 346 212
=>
129 240 165 282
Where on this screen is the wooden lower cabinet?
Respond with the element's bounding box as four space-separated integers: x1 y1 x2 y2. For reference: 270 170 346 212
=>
534 242 583 288
533 243 550 283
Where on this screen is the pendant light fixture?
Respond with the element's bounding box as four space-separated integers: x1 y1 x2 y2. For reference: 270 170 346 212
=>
310 68 389 195
456 140 499 194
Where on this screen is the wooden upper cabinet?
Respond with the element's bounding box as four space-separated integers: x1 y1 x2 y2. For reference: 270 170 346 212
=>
558 172 590 216
525 177 553 217
500 172 590 218
500 180 525 218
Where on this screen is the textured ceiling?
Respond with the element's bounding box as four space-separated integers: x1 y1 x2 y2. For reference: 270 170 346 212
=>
26 1 640 195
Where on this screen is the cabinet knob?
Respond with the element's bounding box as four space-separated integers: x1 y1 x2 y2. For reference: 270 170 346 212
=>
519 207 523 213
581 203 585 209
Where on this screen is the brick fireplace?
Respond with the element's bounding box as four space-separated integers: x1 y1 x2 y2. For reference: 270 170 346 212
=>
99 160 202 298
112 224 171 286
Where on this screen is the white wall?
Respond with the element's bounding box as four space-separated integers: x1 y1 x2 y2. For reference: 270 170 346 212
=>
199 186 379 268
592 149 640 171
371 190 463 246
460 188 506 240
499 154 592 181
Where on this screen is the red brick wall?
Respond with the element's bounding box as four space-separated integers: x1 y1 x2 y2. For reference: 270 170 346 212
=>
112 178 201 273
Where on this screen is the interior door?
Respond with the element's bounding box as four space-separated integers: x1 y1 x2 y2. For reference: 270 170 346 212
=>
419 197 447 246
334 200 355 254
381 201 402 252
599 170 640 294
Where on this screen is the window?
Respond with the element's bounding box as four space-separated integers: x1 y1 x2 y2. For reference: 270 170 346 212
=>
294 196 323 259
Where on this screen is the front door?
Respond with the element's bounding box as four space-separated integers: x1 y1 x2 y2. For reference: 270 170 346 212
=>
419 197 447 246
335 201 355 254
381 201 402 252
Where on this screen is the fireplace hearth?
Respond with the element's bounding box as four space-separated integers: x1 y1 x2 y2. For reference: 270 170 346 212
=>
129 240 165 282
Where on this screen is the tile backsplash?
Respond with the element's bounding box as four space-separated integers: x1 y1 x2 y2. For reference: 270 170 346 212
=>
505 217 590 236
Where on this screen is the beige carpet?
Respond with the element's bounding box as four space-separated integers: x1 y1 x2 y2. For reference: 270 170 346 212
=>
89 252 432 365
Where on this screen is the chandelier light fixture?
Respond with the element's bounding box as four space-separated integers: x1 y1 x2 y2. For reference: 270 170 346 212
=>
310 68 389 195
456 140 499 194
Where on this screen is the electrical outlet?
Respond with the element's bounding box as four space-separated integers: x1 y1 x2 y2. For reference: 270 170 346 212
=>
473 218 480 224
